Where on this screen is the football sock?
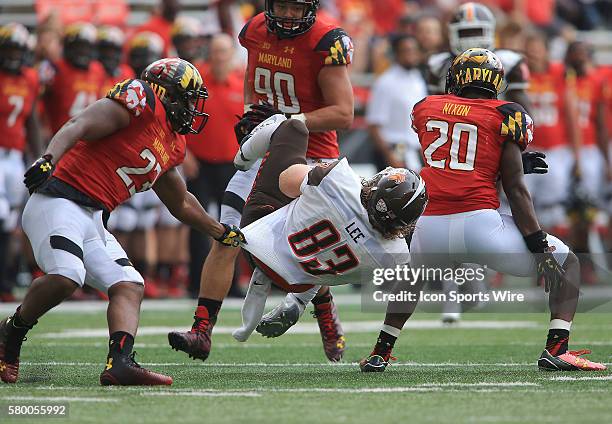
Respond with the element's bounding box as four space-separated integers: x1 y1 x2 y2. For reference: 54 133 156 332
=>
311 289 333 305
374 325 400 355
196 298 222 321
236 114 287 169
546 319 571 356
108 331 134 357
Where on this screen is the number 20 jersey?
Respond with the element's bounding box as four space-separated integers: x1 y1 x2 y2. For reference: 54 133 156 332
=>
411 94 533 216
241 159 410 286
239 13 353 159
52 79 186 211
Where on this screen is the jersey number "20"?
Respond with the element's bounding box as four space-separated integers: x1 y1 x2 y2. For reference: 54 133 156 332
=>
424 120 479 171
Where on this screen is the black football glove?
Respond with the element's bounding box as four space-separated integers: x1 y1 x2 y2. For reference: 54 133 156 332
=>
522 151 548 174
524 230 567 293
24 154 54 194
234 102 284 145
215 223 247 247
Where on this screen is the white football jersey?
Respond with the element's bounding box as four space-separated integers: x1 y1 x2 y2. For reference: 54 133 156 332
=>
241 159 410 286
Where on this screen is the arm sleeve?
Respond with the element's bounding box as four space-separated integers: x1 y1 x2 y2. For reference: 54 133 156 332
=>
496 102 534 151
315 28 353 66
106 79 155 117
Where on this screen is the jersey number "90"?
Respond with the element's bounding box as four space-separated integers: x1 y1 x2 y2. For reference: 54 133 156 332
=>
254 67 300 114
288 220 359 276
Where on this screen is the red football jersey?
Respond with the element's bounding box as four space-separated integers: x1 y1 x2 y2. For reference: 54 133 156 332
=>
528 62 568 150
53 79 186 211
411 95 533 215
100 64 135 98
0 67 39 151
239 13 353 159
569 69 604 146
43 58 106 134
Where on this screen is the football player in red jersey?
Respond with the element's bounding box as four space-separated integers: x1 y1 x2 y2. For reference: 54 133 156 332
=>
169 0 354 362
524 32 580 240
0 58 245 385
564 41 609 283
41 22 106 134
359 49 606 373
97 26 135 97
0 23 43 301
107 31 166 298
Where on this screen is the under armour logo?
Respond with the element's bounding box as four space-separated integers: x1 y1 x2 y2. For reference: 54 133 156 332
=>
40 163 52 172
283 46 294 54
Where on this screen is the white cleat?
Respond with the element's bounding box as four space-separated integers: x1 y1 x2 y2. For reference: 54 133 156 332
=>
234 114 287 171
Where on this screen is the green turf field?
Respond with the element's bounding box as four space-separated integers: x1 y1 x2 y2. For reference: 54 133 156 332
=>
1 300 611 424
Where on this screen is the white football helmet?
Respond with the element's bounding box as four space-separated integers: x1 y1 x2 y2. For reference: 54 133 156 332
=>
448 2 496 55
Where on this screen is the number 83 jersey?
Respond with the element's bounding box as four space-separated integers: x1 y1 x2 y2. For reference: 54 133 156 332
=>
239 13 353 160
53 79 186 211
411 94 533 216
241 159 409 287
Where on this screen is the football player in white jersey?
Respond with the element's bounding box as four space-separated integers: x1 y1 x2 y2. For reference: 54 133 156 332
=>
229 115 427 346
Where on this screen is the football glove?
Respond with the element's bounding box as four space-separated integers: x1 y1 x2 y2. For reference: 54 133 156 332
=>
215 223 247 247
522 151 548 174
524 230 567 293
24 154 54 194
234 102 283 145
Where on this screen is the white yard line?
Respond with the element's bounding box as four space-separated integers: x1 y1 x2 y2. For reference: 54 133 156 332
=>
39 320 540 339
0 396 118 402
548 375 612 382
20 361 551 367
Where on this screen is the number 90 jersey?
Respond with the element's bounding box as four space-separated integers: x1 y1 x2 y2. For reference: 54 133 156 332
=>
411 94 533 216
239 13 353 159
53 79 186 211
241 159 409 287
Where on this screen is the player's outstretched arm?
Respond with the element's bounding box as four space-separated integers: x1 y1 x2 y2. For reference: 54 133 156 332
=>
154 168 246 247
301 66 354 131
44 98 131 161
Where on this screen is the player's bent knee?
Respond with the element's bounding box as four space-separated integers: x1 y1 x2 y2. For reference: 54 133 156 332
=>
42 274 80 296
277 119 308 138
563 251 580 274
108 281 145 300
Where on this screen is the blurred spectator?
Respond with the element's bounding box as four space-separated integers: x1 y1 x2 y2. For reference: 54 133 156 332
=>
40 22 105 134
497 19 526 52
366 35 426 171
414 13 445 58
0 23 42 301
183 33 241 297
134 0 181 56
524 31 578 237
97 26 135 96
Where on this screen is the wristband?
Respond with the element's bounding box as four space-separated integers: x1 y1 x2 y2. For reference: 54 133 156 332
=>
523 230 548 254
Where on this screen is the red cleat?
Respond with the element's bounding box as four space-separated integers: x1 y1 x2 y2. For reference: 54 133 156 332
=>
167 306 215 361
0 315 33 384
312 300 345 362
100 352 172 385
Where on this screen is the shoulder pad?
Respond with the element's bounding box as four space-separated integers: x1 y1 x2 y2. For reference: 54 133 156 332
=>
496 102 533 150
427 52 452 77
495 49 523 72
315 28 353 66
106 79 155 116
